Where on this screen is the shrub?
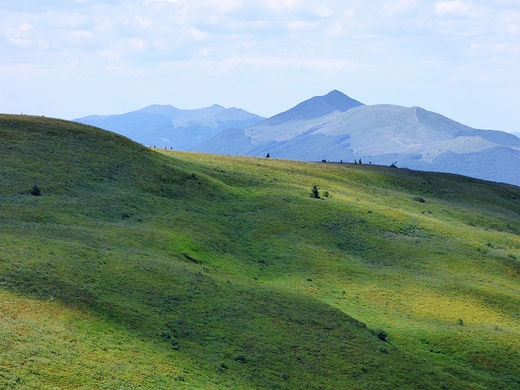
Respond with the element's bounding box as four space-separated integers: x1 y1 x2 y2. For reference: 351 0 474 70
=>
234 355 247 364
217 363 228 372
30 183 41 196
375 329 388 341
310 185 320 199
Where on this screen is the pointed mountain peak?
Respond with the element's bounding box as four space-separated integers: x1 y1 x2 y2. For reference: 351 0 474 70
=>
318 90 364 112
260 90 364 126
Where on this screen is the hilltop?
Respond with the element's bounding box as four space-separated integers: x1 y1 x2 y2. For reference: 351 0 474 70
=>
1 114 519 389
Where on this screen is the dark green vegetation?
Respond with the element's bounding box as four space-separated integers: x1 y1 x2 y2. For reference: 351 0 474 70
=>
1 114 519 389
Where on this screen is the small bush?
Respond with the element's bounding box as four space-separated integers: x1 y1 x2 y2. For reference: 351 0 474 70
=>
217 363 228 372
457 318 464 326
234 355 247 364
375 329 388 341
414 197 426 203
310 185 320 199
30 183 41 196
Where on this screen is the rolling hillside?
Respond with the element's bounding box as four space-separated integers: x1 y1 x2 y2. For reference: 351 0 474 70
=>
1 114 520 389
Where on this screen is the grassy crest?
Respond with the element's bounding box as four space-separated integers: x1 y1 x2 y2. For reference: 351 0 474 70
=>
1 114 519 389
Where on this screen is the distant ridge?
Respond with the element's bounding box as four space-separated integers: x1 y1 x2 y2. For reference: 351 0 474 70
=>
75 104 264 149
193 91 520 186
74 90 520 186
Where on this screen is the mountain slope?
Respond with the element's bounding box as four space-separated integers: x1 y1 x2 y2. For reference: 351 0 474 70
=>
194 96 520 186
261 89 363 126
1 114 520 389
74 104 264 149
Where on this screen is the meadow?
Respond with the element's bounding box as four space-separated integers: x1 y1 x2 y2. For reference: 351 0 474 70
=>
0 114 519 389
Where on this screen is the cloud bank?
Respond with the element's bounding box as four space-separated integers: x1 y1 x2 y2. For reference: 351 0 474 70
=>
1 1 519 132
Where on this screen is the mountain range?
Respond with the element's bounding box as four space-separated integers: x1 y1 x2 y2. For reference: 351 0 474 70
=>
75 91 520 186
75 104 264 150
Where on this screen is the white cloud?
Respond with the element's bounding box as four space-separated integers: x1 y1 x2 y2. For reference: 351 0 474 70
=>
434 1 472 17
94 16 113 32
286 21 318 32
315 5 334 18
181 26 209 41
208 0 242 13
70 30 93 39
159 55 359 75
503 11 520 36
5 23 33 47
381 0 419 16
1 0 520 132
265 0 298 12
324 21 344 38
129 38 146 51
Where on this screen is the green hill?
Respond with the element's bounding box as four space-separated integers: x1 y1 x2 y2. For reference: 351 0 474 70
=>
1 114 519 389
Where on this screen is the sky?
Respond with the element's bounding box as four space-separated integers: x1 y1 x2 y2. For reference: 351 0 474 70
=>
1 0 519 133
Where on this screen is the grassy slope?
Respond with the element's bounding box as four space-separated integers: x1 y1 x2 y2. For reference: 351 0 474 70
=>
0 114 519 389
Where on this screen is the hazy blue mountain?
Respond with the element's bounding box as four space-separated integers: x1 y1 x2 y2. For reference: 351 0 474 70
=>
262 89 363 125
512 132 520 138
193 91 520 186
74 104 264 149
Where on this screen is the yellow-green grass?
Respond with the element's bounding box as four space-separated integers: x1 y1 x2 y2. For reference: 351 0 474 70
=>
1 114 519 389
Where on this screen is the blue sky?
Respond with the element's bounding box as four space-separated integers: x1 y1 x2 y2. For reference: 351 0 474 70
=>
1 0 519 133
